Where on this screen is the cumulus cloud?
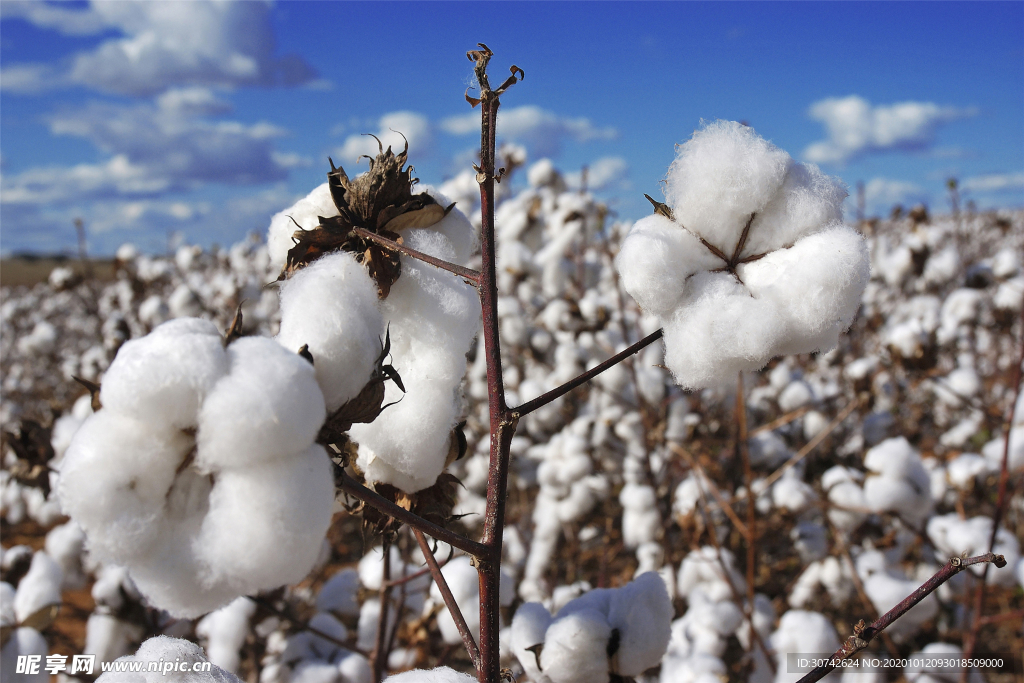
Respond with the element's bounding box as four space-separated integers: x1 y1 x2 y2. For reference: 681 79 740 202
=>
1 0 316 96
565 156 630 192
442 105 617 157
334 112 433 167
2 87 292 206
804 95 976 164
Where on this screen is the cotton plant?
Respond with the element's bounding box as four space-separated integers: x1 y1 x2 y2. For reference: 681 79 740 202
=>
615 120 870 389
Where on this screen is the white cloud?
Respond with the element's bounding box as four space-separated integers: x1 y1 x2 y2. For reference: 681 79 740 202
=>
565 156 630 192
334 111 433 167
3 0 316 96
961 173 1024 193
442 105 617 158
3 90 295 206
0 64 65 93
0 1 111 35
861 177 930 212
804 95 976 164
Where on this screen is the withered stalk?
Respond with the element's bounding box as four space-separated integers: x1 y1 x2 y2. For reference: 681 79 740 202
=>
371 538 392 683
351 227 482 285
796 553 1007 683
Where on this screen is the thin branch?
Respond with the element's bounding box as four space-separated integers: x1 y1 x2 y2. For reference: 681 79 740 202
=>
736 373 757 625
512 329 664 417
671 443 750 539
372 539 393 683
352 227 481 284
337 472 487 557
413 529 482 669
385 550 458 588
749 405 811 436
795 553 1007 683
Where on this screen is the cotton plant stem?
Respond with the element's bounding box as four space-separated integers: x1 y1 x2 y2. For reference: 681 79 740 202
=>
961 301 1024 672
749 405 811 436
372 538 393 683
672 443 750 540
351 227 481 285
338 472 487 557
413 529 482 669
795 553 1007 683
736 373 757 620
385 550 458 588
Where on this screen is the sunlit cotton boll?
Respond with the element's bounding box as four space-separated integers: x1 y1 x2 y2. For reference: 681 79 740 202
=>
383 667 477 683
59 319 334 618
277 251 384 412
616 121 868 389
863 437 932 526
95 635 242 682
267 182 338 274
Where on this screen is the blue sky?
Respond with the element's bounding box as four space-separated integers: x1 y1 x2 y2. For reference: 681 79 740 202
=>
1 0 1022 256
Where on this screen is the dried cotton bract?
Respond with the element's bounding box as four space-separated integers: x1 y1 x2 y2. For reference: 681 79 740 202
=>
616 121 869 388
59 319 335 618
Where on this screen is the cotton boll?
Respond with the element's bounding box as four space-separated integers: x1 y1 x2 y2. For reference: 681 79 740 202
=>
748 431 792 468
276 251 383 412
905 643 984 683
926 514 1021 587
778 380 814 412
512 602 554 681
13 551 62 623
540 609 612 683
863 437 932 526
620 484 661 549
44 520 86 589
383 667 477 683
616 215 723 318
95 635 242 682
317 568 361 618
863 572 937 640
981 427 1024 472
196 444 334 602
662 271 784 389
666 121 791 249
945 453 988 488
197 336 326 468
0 627 48 683
196 597 256 673
84 613 143 665
771 611 840 683
58 412 191 562
744 163 847 256
417 187 477 265
607 572 673 676
267 183 337 273
99 317 228 429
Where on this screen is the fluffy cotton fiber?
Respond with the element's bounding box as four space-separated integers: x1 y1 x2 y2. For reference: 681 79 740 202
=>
59 319 335 618
616 121 869 389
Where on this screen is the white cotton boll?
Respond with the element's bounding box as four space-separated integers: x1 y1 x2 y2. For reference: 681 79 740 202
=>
540 609 612 683
512 602 554 681
418 187 477 265
0 627 48 683
771 611 840 683
945 454 988 488
0 582 14 626
84 613 143 664
13 551 62 623
922 247 961 286
197 336 326 468
662 271 784 389
863 572 937 640
277 251 384 412
905 643 983 683
58 412 190 562
528 159 564 190
607 572 673 676
100 318 227 429
50 394 93 461
740 224 869 356
196 597 256 673
17 320 58 355
267 183 337 273
937 288 983 343
138 294 169 328
337 651 372 683
196 445 334 603
317 568 361 618
95 635 242 682
620 484 661 549
383 667 477 683
772 470 818 513
803 410 829 441
291 661 341 683
981 427 1024 472
666 121 791 249
778 381 814 412
358 545 405 591
744 163 845 257
748 431 792 468
991 247 1020 279
994 276 1024 311
863 437 932 525
677 547 742 602
926 514 1021 587
44 520 86 589
616 215 723 318
791 521 828 564
431 556 480 645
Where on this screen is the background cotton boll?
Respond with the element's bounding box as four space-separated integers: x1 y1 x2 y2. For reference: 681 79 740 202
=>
0 627 48 683
770 610 840 683
197 336 326 468
196 597 256 673
863 572 937 640
540 609 612 683
607 572 673 676
666 121 791 248
740 224 869 356
615 215 722 318
99 318 227 429
84 613 143 665
17 320 57 355
383 667 478 683
197 444 334 599
58 412 190 562
511 602 554 680
317 568 361 618
276 251 382 412
741 162 846 257
662 272 784 389
13 551 62 623
95 635 242 683
44 520 86 589
981 427 1024 472
863 437 932 525
267 183 337 273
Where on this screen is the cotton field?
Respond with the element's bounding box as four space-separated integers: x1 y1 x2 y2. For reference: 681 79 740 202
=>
2 138 1023 683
